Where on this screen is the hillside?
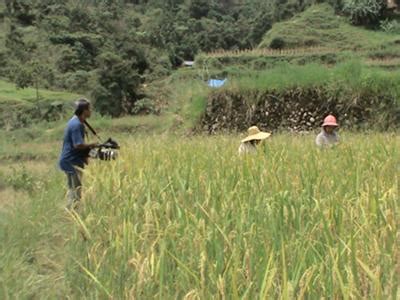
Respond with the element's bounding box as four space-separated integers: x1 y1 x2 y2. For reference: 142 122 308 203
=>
0 80 79 104
1 2 400 133
195 4 400 79
2 0 399 120
259 4 400 53
0 80 81 130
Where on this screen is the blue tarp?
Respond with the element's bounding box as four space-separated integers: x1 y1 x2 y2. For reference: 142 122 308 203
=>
208 78 227 88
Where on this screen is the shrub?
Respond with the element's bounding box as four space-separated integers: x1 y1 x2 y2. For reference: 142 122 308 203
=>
132 98 157 115
6 166 35 192
380 19 400 34
269 37 286 49
343 0 385 26
56 47 81 73
64 70 93 92
14 66 34 89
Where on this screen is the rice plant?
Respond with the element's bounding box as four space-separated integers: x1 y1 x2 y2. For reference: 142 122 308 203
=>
57 133 399 299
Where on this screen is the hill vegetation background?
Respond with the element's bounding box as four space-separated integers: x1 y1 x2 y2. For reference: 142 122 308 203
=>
1 0 399 122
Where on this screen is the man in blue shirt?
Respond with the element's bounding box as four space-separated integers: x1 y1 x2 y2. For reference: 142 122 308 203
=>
59 99 98 209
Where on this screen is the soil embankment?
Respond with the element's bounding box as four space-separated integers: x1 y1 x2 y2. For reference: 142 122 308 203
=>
200 87 400 132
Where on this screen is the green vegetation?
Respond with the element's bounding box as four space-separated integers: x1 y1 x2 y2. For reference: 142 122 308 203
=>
343 0 387 26
195 5 400 92
197 50 344 72
199 61 400 132
2 0 398 118
2 2 400 298
259 4 400 51
165 78 209 129
0 80 81 129
0 115 175 162
1 134 399 298
228 61 400 98
0 80 80 104
0 0 276 117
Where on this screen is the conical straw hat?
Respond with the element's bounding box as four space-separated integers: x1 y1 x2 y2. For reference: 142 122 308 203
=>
241 126 271 143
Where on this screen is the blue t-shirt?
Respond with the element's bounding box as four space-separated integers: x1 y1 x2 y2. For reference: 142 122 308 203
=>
59 116 87 174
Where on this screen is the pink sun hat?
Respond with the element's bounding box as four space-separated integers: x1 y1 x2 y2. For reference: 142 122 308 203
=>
322 115 339 127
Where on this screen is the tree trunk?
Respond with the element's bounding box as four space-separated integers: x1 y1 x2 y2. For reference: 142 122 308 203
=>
35 79 39 101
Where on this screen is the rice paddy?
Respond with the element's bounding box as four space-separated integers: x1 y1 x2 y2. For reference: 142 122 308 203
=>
1 133 398 298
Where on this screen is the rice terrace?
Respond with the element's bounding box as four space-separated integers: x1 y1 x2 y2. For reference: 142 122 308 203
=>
0 1 399 299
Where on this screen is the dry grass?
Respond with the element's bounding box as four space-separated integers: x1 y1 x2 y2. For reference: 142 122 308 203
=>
205 46 338 58
0 189 29 210
365 57 400 67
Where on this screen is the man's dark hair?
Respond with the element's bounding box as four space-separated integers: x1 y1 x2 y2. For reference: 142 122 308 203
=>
74 98 91 116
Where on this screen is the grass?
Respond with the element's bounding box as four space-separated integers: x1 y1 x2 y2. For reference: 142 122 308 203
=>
0 79 178 131
170 82 208 128
0 113 178 163
0 79 82 129
198 5 400 71
0 133 399 298
0 73 207 131
225 61 400 98
259 4 400 52
0 80 81 105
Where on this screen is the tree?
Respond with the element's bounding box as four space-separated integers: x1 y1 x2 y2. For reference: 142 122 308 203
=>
93 52 143 116
5 0 36 25
14 61 46 101
189 0 210 19
5 24 28 61
249 14 272 47
343 0 385 26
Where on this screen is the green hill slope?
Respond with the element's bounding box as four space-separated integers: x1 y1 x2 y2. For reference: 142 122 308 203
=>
0 80 79 104
259 4 399 52
0 80 81 129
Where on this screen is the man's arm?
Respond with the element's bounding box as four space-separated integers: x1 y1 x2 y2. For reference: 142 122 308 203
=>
71 125 98 150
74 143 98 150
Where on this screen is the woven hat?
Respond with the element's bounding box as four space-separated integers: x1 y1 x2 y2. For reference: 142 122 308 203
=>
241 126 271 143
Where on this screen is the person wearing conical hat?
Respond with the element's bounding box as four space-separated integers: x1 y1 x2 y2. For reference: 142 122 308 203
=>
316 115 339 147
239 126 271 155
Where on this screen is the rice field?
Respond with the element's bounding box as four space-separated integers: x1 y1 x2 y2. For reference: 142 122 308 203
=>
1 133 399 299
